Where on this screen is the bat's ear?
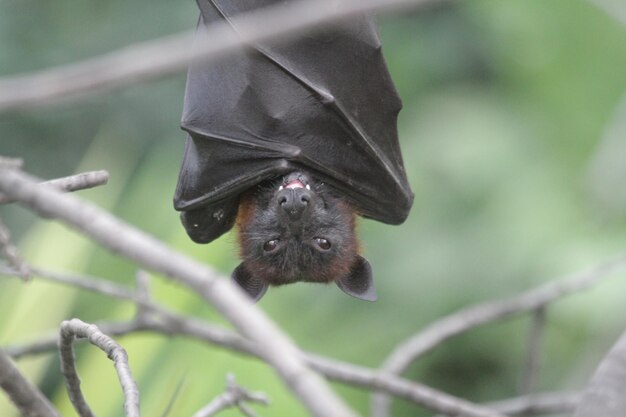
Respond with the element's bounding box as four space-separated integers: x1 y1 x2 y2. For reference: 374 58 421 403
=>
180 199 238 244
336 255 377 302
231 263 268 303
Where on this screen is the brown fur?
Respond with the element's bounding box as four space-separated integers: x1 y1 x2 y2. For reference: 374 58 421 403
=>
235 185 361 286
235 189 258 258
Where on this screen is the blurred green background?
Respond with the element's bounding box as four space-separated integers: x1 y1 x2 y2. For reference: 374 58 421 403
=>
1 0 626 416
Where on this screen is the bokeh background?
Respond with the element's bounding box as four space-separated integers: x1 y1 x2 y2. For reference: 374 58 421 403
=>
1 0 626 416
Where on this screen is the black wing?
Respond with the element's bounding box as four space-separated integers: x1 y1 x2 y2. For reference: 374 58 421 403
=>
174 0 413 243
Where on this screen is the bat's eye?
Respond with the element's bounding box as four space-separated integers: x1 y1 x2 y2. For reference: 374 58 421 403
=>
314 237 331 251
263 239 279 252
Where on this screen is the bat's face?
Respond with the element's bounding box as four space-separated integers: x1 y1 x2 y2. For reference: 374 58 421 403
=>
233 171 376 302
237 172 356 284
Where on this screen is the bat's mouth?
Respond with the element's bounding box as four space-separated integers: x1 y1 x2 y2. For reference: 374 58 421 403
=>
278 173 311 191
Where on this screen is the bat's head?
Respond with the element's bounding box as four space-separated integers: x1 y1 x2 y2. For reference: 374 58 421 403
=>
233 171 376 302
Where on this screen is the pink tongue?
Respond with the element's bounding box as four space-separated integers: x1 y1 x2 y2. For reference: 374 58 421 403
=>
285 180 304 189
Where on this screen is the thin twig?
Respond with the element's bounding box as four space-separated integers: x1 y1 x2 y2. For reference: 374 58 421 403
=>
0 264 136 300
0 218 31 279
0 265 261 358
7 315 508 417
519 307 546 395
0 166 357 417
0 170 109 204
0 156 24 169
160 375 186 417
434 391 580 417
192 373 269 417
0 0 443 112
307 354 510 417
371 254 626 417
585 91 626 218
2 259 505 417
1 260 615 417
0 348 61 417
7 321 149 360
134 270 152 322
59 319 140 417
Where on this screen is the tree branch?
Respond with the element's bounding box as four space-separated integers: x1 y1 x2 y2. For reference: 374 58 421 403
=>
0 170 109 205
307 355 509 417
435 391 580 417
491 391 579 416
2 257 617 416
371 254 626 416
0 167 357 417
59 319 140 417
2 264 506 417
191 374 269 417
0 156 24 169
8 315 509 417
0 0 444 112
0 348 60 417
0 217 30 279
519 307 546 395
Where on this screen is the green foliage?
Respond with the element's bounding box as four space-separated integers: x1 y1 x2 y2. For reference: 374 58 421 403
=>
1 1 626 416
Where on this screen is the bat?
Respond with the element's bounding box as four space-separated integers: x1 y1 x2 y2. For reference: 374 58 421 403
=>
174 0 414 301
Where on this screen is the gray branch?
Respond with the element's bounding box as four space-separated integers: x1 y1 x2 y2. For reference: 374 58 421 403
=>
491 391 579 416
371 254 626 417
307 355 509 417
0 0 442 112
0 217 30 279
1 259 612 417
519 307 546 395
59 319 140 417
0 167 357 417
3 264 505 417
0 170 109 205
0 348 60 417
574 329 626 417
0 156 24 169
434 391 580 417
192 374 269 417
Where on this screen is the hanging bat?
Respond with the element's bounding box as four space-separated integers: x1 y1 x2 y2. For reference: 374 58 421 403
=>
174 0 414 301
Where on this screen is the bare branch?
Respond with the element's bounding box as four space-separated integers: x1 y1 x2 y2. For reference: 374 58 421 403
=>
134 270 152 322
435 391 580 417
0 218 31 279
574 329 626 417
59 319 140 417
2 258 618 417
0 265 261 359
0 0 443 112
491 391 579 416
307 355 509 417
192 373 269 417
8 315 509 417
0 167 357 417
0 264 136 300
371 254 626 417
0 170 109 204
1 259 505 417
519 307 546 395
0 348 60 417
586 91 626 218
2 264 508 416
0 156 24 169
7 321 148 360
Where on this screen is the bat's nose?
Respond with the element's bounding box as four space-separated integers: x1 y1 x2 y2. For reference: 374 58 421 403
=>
277 188 313 220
